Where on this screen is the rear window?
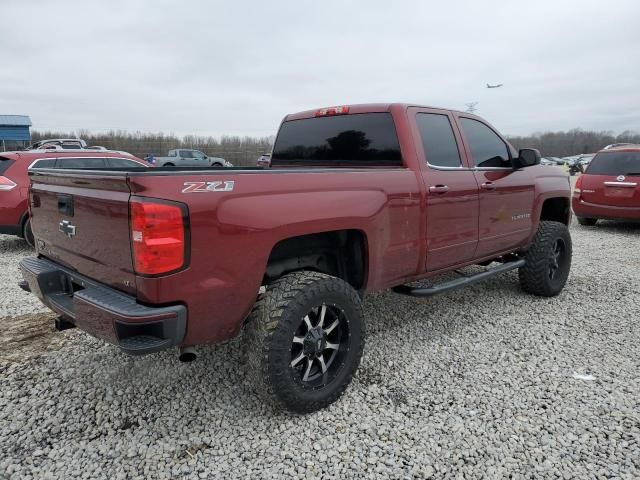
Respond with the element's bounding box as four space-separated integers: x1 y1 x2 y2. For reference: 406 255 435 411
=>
271 113 402 167
0 157 15 175
586 152 640 175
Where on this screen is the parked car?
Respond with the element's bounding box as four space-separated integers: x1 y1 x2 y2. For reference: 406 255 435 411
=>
153 149 231 167
577 154 595 168
257 153 271 168
19 103 571 413
0 150 148 246
546 157 564 164
25 138 87 150
573 144 640 225
555 155 589 176
541 157 559 166
560 156 579 166
603 143 633 150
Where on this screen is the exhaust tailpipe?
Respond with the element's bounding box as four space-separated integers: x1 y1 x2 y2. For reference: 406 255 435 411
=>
179 346 197 363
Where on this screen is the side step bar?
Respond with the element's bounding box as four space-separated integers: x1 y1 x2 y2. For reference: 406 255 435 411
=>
392 259 525 297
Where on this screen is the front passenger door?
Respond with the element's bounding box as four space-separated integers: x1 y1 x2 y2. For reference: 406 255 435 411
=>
192 150 210 166
456 116 535 258
179 150 198 166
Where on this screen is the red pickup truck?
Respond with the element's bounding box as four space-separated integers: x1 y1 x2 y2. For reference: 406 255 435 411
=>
19 103 572 412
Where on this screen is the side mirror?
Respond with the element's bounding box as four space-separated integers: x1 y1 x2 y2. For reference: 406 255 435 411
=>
513 148 541 169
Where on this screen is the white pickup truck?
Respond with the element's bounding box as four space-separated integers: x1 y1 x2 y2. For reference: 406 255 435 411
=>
151 149 231 167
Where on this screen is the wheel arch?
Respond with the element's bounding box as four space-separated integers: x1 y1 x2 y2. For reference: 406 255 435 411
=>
539 197 571 225
18 210 30 238
264 229 369 292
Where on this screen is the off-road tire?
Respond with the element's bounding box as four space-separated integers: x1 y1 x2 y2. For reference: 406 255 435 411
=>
244 271 365 413
519 221 572 297
22 217 35 248
577 216 597 226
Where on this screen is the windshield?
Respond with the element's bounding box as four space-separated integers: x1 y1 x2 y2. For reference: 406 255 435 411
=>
586 151 640 175
271 113 402 167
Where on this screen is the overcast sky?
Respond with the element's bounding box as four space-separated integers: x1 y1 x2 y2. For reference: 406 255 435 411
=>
2 0 639 138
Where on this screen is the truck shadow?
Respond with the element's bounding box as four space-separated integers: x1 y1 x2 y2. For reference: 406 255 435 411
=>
0 234 32 253
588 220 640 233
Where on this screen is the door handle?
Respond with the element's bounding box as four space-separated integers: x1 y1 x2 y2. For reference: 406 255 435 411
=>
603 181 637 187
429 185 449 194
481 182 496 190
57 193 74 216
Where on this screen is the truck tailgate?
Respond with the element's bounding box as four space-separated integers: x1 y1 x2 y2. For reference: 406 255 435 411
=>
29 171 136 295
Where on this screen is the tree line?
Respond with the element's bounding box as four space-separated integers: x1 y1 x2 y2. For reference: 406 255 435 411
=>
506 129 640 158
31 130 274 166
32 128 639 164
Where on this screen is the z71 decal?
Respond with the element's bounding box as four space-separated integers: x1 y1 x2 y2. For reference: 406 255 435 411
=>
182 180 235 193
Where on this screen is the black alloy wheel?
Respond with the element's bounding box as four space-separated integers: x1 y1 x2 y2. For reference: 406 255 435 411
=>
289 303 350 389
244 271 365 413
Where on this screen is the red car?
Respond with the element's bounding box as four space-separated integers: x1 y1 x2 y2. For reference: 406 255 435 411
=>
0 151 149 246
573 145 640 225
20 104 571 412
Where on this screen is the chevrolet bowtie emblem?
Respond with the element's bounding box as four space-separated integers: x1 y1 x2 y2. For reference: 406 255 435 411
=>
59 220 76 238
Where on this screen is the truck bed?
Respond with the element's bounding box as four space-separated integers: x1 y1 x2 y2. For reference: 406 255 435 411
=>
27 165 422 345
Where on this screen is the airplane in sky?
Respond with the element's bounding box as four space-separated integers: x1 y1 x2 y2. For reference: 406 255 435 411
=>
486 83 503 88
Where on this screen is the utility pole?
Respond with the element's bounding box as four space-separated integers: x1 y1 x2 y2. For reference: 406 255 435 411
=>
465 102 479 114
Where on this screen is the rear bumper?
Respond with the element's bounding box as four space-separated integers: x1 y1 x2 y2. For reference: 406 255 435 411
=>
572 198 640 220
19 256 186 356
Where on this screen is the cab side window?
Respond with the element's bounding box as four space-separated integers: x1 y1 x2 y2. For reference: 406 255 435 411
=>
180 150 195 158
459 118 510 168
416 113 462 168
57 158 107 168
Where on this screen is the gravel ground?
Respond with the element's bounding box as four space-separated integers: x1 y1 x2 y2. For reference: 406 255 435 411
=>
1 215 639 479
0 235 50 318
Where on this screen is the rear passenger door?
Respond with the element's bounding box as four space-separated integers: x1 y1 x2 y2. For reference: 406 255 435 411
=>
410 108 480 271
455 115 535 258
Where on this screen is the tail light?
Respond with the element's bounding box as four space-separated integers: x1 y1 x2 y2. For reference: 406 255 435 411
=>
0 176 17 191
130 198 189 275
574 175 584 196
315 105 350 117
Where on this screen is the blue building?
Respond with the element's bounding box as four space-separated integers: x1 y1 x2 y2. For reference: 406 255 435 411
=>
0 115 32 151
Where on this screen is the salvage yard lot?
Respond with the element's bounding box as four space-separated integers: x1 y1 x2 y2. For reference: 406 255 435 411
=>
1 217 639 479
